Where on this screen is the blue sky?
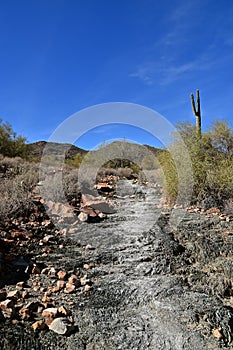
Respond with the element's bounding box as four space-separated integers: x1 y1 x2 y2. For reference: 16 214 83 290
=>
1 0 233 150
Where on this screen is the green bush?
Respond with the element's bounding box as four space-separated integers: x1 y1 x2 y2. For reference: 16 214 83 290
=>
158 120 233 208
0 119 27 158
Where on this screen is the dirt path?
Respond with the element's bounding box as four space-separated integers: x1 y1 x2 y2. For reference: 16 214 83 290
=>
1 180 233 349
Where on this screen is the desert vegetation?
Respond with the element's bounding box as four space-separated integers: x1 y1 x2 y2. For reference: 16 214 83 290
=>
158 120 233 210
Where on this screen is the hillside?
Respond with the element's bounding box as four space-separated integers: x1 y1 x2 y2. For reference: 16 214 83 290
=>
26 141 88 160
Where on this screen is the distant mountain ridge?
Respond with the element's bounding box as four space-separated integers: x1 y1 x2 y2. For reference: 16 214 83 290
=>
26 140 162 161
27 141 88 160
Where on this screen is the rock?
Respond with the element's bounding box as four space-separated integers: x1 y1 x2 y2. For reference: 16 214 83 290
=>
57 270 67 279
42 235 54 243
68 274 80 286
83 264 91 270
78 212 88 222
64 283 76 294
7 290 20 300
42 307 58 318
32 264 41 274
48 317 75 335
212 328 223 339
0 299 15 310
58 305 71 316
41 267 50 274
85 244 95 251
32 319 47 331
80 275 90 286
68 228 78 234
16 281 27 288
84 285 92 292
25 301 42 313
0 300 15 319
19 307 31 320
206 207 221 215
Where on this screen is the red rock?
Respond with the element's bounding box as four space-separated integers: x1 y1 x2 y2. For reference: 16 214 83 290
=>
57 271 67 280
32 319 47 331
42 307 58 318
19 307 31 320
56 280 66 290
206 207 221 214
64 283 75 294
212 328 223 339
58 306 71 316
83 264 91 270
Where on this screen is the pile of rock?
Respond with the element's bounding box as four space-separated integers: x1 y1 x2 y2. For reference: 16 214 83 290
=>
0 264 93 335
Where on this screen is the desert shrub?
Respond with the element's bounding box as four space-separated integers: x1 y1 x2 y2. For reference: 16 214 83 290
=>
0 167 39 219
65 153 84 168
158 120 233 208
0 156 36 178
62 167 81 200
0 119 27 158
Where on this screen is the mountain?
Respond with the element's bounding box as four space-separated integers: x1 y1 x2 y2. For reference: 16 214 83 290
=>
26 141 87 160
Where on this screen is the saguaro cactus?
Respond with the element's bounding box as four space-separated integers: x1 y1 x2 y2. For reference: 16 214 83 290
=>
190 89 202 138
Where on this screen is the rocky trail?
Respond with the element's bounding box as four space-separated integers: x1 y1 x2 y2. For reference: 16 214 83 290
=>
0 179 233 349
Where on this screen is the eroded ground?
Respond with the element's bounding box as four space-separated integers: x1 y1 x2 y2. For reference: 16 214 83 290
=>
0 180 233 349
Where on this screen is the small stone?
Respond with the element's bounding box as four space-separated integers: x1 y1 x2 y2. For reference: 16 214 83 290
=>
32 319 47 331
41 267 50 275
19 307 31 320
57 271 67 280
78 212 88 222
42 234 54 243
64 283 75 294
42 294 52 303
0 299 15 310
58 305 71 316
16 281 27 289
68 228 77 234
49 317 75 335
42 307 58 318
48 267 57 277
68 274 80 286
22 291 29 299
85 244 95 251
7 290 20 300
83 264 91 270
84 285 92 292
212 328 223 339
80 275 90 286
57 280 66 290
32 264 41 274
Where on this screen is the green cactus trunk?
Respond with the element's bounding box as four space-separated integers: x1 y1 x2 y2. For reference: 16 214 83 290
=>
190 89 202 139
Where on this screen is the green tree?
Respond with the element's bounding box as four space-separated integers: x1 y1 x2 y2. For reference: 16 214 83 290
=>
0 119 27 157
